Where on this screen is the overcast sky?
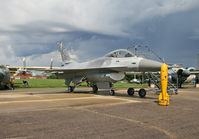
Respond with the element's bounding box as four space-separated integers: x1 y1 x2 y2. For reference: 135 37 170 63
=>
0 0 199 68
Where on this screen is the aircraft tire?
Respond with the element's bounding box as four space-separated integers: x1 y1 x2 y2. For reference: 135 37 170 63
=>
4 85 10 89
109 89 115 96
92 85 98 93
138 89 146 98
68 86 74 92
127 88 134 96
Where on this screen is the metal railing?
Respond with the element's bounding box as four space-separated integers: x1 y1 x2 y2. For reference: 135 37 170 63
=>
127 45 164 62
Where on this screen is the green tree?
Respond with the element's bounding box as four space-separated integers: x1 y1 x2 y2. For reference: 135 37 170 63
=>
125 75 134 82
47 74 58 79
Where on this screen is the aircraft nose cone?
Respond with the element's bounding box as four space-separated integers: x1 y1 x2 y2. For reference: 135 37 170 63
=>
183 70 190 77
178 69 190 77
139 59 162 72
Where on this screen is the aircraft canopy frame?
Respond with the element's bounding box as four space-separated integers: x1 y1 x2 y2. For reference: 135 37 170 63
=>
105 49 135 58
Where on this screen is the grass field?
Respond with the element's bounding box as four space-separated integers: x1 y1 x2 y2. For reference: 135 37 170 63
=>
14 79 148 89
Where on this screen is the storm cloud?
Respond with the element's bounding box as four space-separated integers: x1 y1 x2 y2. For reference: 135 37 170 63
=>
0 0 199 67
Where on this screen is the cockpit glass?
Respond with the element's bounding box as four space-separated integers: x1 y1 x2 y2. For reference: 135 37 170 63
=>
106 50 134 58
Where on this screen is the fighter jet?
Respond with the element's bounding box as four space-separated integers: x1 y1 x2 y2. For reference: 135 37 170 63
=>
168 65 194 88
45 42 162 97
0 64 10 89
0 59 56 89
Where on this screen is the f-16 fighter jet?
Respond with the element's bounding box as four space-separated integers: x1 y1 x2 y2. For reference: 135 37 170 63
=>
46 42 162 97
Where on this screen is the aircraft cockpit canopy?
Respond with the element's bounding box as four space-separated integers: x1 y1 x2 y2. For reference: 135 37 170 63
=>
105 49 135 58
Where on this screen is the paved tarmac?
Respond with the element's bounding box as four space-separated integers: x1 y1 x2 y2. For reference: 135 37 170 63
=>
0 87 199 139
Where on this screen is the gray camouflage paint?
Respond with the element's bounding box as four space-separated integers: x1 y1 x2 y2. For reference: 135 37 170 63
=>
52 47 162 89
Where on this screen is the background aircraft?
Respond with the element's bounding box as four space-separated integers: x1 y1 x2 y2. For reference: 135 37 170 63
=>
129 74 142 84
0 58 57 89
0 64 10 89
168 64 197 88
44 42 162 97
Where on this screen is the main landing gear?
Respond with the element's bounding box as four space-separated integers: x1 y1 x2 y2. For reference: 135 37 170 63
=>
92 85 98 93
127 88 134 96
92 85 115 96
127 88 146 98
68 86 75 92
138 89 146 98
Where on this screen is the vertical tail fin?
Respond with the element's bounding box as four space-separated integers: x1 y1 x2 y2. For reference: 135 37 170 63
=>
23 57 26 70
50 58 53 69
57 42 71 65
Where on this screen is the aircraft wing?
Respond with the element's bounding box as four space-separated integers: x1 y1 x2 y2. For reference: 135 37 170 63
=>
7 66 59 72
25 67 59 70
6 66 22 72
41 66 133 74
190 71 199 75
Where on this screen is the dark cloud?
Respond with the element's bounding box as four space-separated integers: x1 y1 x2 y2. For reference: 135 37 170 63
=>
0 0 199 68
129 7 199 67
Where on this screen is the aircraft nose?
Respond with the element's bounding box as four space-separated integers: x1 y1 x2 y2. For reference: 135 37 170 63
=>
183 70 191 77
139 58 162 72
178 69 190 77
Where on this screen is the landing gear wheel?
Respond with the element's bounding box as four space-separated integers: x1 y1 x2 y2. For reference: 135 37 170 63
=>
92 85 98 93
138 89 146 98
127 88 134 96
109 89 115 96
68 86 74 92
4 85 9 89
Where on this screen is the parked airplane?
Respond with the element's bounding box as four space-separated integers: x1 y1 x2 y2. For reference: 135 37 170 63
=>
168 65 193 88
0 63 47 89
127 65 198 89
0 58 56 89
126 45 198 88
43 42 163 97
0 64 10 88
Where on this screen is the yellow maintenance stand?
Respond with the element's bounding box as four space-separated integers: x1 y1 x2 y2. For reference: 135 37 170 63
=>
159 63 170 106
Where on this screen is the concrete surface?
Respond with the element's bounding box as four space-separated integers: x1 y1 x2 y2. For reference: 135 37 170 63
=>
0 87 199 139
